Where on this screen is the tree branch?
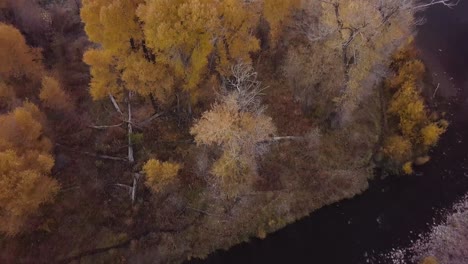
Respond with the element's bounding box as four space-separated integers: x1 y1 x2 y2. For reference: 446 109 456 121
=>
109 93 124 115
127 91 135 163
87 123 124 130
56 144 128 162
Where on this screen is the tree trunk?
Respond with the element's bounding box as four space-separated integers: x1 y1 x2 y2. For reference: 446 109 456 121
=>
185 91 192 116
149 93 159 114
131 173 140 204
127 92 135 163
109 93 123 115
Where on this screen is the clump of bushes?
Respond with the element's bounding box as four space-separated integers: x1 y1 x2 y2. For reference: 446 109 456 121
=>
381 43 448 174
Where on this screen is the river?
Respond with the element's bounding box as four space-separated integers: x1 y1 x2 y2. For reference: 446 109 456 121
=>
188 2 468 264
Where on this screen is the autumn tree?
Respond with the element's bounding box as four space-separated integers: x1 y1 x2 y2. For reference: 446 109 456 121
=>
261 0 301 43
191 64 276 194
0 102 59 235
0 22 71 111
81 0 264 110
288 0 457 125
40 76 71 111
143 159 181 194
383 43 447 173
0 22 43 83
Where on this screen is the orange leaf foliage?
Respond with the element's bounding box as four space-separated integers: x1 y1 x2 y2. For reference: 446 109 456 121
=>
0 23 43 81
40 76 71 110
0 103 58 236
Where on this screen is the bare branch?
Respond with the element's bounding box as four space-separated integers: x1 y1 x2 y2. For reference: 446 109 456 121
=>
413 0 460 10
136 112 165 127
87 123 124 130
56 144 128 162
108 93 123 115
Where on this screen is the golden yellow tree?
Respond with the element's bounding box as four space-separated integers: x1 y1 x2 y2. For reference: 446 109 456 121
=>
383 135 413 164
82 0 262 106
143 159 181 193
191 64 276 190
383 44 447 174
0 103 59 235
81 0 166 102
137 0 260 101
388 80 428 139
420 121 448 147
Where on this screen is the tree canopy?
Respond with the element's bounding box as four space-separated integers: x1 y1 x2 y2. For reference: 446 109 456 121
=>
81 0 301 104
0 103 58 235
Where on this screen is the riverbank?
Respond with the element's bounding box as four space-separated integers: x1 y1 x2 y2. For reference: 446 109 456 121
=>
185 2 468 264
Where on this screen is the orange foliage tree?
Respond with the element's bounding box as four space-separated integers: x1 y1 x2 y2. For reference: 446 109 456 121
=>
40 76 71 111
0 103 59 235
0 23 66 235
0 22 71 111
0 22 43 83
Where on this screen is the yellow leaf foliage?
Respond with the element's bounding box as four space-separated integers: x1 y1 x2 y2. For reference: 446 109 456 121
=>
81 0 143 51
83 48 121 100
191 93 276 180
383 135 412 164
388 80 427 139
143 159 181 193
137 0 260 95
40 76 71 110
388 60 425 89
81 0 271 104
0 23 43 80
420 121 447 147
0 103 58 236
119 52 174 101
384 45 447 171
402 161 413 175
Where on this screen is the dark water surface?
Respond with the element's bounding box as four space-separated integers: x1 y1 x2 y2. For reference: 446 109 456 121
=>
188 2 468 264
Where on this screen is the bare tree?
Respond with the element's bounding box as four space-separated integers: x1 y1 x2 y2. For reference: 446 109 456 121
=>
191 63 276 193
290 0 458 126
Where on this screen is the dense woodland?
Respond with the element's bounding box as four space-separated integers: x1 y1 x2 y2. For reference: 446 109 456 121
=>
0 0 455 263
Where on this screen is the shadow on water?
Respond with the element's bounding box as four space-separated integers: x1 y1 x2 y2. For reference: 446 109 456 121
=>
187 2 468 264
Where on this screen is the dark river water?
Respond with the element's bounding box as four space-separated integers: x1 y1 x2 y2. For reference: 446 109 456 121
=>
188 2 468 264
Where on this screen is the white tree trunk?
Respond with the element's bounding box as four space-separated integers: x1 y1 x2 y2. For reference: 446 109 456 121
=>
109 93 123 115
127 92 135 163
131 173 140 204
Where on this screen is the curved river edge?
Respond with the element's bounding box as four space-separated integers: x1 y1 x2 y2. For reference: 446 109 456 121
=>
185 3 468 264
